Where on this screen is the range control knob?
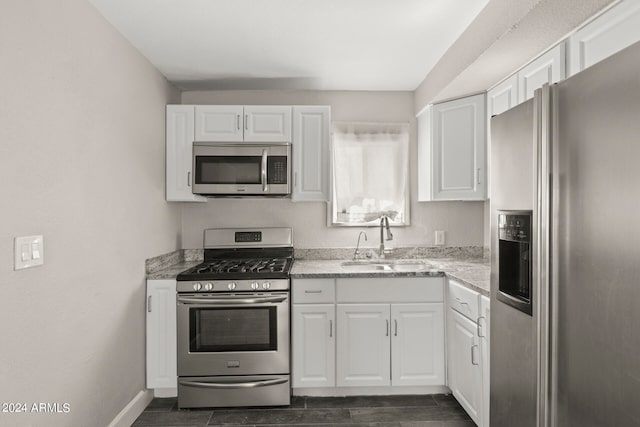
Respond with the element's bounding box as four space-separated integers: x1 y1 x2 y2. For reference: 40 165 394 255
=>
193 282 202 291
227 282 237 290
204 282 213 291
251 281 260 290
262 281 271 290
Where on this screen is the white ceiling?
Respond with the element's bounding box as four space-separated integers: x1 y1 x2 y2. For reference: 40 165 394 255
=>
88 0 490 91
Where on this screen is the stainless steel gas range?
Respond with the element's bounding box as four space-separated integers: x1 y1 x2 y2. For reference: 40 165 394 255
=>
176 227 293 409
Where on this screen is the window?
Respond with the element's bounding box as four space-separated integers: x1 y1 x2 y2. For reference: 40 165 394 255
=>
331 122 410 226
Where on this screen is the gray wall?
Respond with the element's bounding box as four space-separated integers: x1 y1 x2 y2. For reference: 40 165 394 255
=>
0 1 181 426
180 90 484 250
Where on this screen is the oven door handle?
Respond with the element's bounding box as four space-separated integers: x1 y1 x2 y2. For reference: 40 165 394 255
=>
177 295 287 305
179 377 288 389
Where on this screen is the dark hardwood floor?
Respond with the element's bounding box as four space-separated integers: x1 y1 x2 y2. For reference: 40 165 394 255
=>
132 394 474 426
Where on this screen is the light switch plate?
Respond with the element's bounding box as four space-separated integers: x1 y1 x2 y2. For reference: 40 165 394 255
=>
434 230 445 246
14 235 44 270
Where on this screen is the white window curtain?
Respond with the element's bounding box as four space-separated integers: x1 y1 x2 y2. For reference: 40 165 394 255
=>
332 122 410 225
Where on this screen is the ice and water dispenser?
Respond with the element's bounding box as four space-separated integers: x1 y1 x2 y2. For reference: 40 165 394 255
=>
497 211 532 316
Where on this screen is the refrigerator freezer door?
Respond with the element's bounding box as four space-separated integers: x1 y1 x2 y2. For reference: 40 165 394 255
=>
549 41 640 427
490 99 538 427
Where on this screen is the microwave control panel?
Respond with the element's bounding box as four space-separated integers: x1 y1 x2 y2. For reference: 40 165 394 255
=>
267 157 288 184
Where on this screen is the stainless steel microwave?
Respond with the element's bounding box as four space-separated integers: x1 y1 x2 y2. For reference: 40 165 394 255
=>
192 142 291 196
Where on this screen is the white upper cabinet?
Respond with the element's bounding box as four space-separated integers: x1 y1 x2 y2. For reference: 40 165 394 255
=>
567 0 640 77
195 105 244 142
244 106 292 142
194 105 291 142
420 93 486 201
292 106 331 202
166 105 207 202
517 43 565 103
487 74 519 117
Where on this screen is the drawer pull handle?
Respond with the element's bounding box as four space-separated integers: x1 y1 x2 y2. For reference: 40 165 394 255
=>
477 316 485 337
304 290 322 294
455 297 470 306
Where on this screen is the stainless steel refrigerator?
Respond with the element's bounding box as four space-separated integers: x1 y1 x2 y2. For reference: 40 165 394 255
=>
490 41 640 427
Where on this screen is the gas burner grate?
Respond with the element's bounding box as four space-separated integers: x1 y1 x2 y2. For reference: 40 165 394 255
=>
195 258 289 274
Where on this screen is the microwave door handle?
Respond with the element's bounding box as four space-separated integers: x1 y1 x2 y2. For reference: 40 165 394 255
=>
261 148 268 192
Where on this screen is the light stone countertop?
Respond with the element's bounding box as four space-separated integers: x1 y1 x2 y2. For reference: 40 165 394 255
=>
291 257 490 296
146 260 202 280
145 248 490 296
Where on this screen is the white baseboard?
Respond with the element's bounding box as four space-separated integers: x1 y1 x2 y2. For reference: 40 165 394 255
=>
108 389 154 427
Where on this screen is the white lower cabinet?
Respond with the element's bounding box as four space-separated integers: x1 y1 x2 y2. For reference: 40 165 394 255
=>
336 302 445 388
292 304 336 388
479 295 491 427
446 278 490 426
392 303 445 386
292 279 336 389
447 307 482 424
146 279 177 397
336 304 391 387
292 277 446 394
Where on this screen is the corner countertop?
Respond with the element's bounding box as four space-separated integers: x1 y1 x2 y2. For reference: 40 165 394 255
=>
291 257 490 296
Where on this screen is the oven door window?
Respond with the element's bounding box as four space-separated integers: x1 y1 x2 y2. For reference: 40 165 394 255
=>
195 156 261 185
189 306 277 353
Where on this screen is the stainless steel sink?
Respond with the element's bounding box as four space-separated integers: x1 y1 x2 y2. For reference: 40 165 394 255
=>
339 263 391 272
340 260 441 273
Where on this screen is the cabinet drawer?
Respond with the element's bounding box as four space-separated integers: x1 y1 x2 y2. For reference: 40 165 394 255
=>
448 279 479 321
293 279 335 303
336 277 444 303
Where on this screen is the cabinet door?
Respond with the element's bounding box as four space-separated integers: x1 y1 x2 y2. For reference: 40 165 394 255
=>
391 303 445 386
567 0 640 77
479 295 491 427
336 304 391 387
488 74 519 117
447 308 482 425
166 105 207 202
291 106 331 201
292 304 335 388
244 106 292 142
518 44 565 103
146 280 177 392
194 105 243 141
487 74 519 200
431 93 486 201
417 106 433 201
